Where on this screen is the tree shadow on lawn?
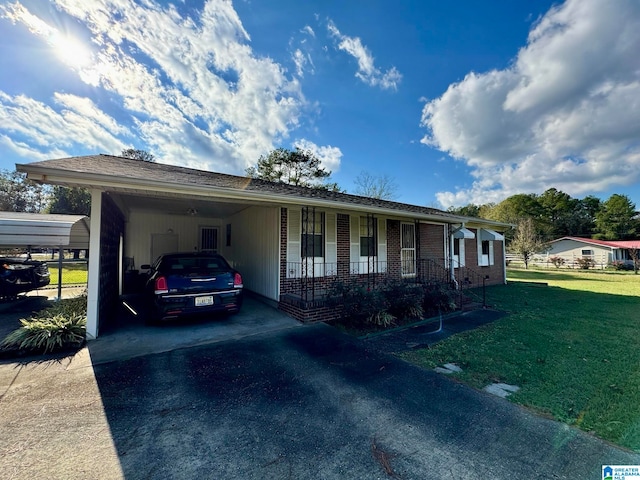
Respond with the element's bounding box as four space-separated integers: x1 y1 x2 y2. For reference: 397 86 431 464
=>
507 269 607 282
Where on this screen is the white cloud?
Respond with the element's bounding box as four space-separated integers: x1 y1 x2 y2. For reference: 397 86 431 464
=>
0 91 129 157
421 0 640 207
0 0 306 173
293 138 342 174
327 19 402 91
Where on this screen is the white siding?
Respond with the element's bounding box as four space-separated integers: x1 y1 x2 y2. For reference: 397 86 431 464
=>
229 206 280 300
547 239 613 264
125 210 221 268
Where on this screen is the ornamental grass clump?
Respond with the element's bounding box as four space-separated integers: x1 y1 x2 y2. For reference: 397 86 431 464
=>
1 295 87 354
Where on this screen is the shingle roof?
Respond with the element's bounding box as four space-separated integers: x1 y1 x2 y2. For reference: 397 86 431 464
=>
18 154 505 226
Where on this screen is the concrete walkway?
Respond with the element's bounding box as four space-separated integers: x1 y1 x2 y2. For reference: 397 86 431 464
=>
1 323 638 479
361 309 507 354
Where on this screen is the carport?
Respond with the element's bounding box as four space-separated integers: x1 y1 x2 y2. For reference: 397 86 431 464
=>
18 155 287 339
0 212 90 300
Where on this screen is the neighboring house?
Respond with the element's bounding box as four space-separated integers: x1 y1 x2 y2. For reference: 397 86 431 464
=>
17 155 510 339
546 236 640 267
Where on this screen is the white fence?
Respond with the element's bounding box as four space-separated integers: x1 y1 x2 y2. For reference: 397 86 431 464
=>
506 253 612 270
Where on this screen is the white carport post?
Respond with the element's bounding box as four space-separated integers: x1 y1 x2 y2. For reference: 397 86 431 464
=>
86 189 103 340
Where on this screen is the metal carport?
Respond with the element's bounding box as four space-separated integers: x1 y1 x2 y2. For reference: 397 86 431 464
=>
0 211 90 299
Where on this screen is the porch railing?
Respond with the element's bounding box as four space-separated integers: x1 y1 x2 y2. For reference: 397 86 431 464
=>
284 257 488 310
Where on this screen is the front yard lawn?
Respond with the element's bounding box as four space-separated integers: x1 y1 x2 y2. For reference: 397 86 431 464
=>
400 268 640 452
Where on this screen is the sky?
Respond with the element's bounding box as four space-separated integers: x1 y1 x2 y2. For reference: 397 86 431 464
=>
1 0 639 210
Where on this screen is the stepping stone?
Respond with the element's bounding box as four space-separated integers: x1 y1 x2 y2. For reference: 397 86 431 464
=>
434 367 455 374
483 383 520 398
434 363 463 374
443 363 463 373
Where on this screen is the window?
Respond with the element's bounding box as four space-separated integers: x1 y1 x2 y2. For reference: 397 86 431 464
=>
482 241 490 256
581 249 594 256
199 226 218 252
301 210 324 258
401 222 416 277
360 216 378 257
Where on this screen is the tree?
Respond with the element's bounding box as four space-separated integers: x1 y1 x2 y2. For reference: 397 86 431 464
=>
0 170 49 213
46 186 91 216
508 217 546 269
626 246 640 275
353 171 398 200
121 149 156 162
246 147 340 190
485 194 544 225
447 204 482 218
594 194 637 240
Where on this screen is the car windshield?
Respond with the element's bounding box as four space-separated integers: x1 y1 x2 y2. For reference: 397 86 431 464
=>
159 256 229 274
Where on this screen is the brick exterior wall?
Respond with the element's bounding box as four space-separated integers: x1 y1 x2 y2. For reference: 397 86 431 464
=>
461 229 505 287
419 223 445 262
278 209 505 322
337 213 350 278
98 193 125 332
386 220 401 278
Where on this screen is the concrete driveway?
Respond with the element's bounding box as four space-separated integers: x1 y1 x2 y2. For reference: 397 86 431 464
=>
1 322 638 480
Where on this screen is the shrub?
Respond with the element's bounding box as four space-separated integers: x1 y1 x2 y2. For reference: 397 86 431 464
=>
382 280 424 321
609 260 633 271
1 295 87 354
574 257 595 270
422 284 457 318
327 280 393 328
549 256 566 268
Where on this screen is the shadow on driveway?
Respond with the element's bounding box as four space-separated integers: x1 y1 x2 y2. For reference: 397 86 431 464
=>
89 323 638 479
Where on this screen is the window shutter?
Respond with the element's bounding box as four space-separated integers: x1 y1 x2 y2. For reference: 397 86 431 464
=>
325 212 337 271
477 235 485 266
350 215 360 269
459 239 466 267
489 240 494 266
378 217 387 271
287 208 301 278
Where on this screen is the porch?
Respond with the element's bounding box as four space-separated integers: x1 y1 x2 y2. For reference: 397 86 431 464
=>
279 257 489 323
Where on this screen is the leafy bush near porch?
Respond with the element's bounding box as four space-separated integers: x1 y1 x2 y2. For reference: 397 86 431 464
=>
1 295 87 354
327 279 456 334
422 284 457 318
326 280 394 329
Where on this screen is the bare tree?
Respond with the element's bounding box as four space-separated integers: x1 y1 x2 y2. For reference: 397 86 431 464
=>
508 217 546 269
627 246 640 274
353 171 398 200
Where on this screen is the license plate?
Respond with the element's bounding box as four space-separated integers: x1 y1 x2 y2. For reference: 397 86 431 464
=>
195 296 214 307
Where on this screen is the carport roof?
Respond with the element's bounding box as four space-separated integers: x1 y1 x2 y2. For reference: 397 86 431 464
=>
0 211 89 249
17 154 509 228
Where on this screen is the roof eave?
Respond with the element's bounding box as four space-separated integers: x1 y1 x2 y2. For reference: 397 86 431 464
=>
17 162 506 226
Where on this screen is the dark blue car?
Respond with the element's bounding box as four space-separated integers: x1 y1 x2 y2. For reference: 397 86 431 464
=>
141 252 243 323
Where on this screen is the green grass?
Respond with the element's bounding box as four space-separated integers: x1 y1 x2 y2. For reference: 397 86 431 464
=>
400 268 640 451
47 263 88 286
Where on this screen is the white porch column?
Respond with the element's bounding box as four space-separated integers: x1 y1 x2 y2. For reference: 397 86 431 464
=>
86 189 103 340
